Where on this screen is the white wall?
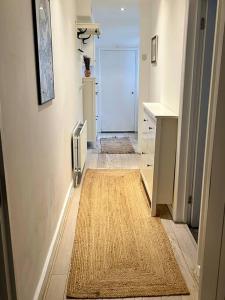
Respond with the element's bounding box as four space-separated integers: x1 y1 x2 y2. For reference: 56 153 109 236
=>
139 0 188 113
0 0 83 299
93 0 140 49
77 0 92 17
139 0 160 104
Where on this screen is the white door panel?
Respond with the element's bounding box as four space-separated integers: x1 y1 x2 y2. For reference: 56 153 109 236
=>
100 50 136 132
96 82 101 133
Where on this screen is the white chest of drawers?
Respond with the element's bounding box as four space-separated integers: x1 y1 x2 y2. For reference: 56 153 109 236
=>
83 78 97 143
141 103 178 216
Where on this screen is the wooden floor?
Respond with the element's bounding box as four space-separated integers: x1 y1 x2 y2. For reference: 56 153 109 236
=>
44 133 199 300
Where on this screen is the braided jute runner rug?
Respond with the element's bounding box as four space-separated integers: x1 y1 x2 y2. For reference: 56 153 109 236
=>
100 137 135 154
67 169 189 299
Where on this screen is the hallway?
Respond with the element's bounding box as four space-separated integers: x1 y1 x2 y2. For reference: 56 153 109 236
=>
44 142 199 300
1 0 225 299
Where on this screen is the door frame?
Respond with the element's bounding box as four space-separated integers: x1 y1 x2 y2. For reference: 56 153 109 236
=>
189 0 217 228
187 0 208 228
173 0 225 297
97 48 139 133
198 0 225 297
172 0 203 223
0 134 17 300
172 0 217 223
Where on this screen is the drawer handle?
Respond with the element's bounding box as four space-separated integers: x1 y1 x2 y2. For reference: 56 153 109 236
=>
147 164 152 167
144 119 148 122
149 127 153 130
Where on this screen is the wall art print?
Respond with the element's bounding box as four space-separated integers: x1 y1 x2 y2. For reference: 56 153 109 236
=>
33 0 55 105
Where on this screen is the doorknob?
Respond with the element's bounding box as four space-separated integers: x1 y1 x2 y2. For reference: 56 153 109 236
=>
132 92 134 95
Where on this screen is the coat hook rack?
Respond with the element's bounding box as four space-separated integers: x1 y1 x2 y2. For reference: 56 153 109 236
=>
77 28 92 45
82 34 92 45
77 28 87 39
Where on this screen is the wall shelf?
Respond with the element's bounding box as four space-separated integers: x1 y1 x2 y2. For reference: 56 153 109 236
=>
76 21 101 37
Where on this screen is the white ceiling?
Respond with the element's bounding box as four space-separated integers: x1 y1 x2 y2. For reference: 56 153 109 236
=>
92 0 140 48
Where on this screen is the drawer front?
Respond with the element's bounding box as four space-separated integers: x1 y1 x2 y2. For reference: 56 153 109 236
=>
142 131 156 156
142 110 156 155
143 112 150 133
143 114 156 133
148 115 156 131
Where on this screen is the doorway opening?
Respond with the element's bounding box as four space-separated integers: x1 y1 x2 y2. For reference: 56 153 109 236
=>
92 0 140 143
186 0 217 242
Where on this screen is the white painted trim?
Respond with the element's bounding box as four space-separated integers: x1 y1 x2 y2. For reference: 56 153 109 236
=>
198 0 225 268
173 0 203 222
198 0 225 298
97 47 139 133
176 0 217 227
33 181 73 300
181 0 204 223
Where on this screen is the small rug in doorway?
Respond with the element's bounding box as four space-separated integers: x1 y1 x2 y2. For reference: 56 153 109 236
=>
67 169 189 299
100 137 135 154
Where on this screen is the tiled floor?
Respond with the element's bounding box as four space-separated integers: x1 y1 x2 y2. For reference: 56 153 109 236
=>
44 134 199 300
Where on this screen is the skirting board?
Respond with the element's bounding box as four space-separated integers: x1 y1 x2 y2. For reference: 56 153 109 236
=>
33 181 74 300
195 264 201 279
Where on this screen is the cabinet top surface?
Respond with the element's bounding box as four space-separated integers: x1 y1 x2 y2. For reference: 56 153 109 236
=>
143 102 178 119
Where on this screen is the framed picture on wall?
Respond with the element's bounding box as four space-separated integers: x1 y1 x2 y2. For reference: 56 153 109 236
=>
32 0 55 105
151 35 158 64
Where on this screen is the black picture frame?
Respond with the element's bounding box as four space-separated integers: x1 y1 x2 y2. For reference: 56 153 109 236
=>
32 0 55 105
151 35 158 64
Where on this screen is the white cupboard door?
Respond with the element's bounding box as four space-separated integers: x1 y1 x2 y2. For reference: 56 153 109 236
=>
100 50 136 132
83 78 96 142
96 82 101 133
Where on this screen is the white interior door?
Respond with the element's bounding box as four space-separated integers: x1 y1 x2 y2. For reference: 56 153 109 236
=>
100 50 136 132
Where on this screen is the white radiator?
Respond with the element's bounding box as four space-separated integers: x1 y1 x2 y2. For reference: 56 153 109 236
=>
72 121 87 186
